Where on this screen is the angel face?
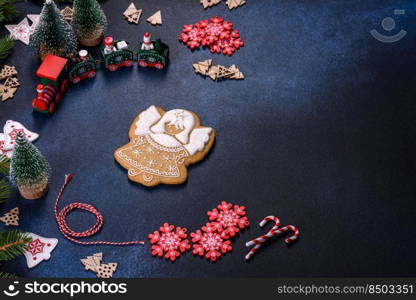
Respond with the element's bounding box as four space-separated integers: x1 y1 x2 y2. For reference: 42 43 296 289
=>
150 109 195 145
114 106 215 187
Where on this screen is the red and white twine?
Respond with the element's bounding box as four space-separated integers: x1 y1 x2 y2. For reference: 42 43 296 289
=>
54 174 144 246
245 215 299 260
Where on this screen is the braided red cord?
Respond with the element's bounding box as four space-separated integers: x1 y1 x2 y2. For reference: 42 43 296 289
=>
54 174 144 246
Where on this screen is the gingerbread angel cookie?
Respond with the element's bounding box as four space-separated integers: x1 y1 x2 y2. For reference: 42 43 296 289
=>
114 106 215 187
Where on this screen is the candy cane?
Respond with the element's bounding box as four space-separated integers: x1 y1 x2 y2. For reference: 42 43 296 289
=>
245 215 299 260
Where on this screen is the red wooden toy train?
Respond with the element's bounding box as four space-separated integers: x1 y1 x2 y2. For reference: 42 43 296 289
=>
32 34 169 114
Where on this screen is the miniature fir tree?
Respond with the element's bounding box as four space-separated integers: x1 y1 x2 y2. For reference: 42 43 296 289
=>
29 0 77 59
72 0 107 46
10 133 50 200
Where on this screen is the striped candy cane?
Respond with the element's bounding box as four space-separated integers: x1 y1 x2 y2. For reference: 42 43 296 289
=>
245 215 299 260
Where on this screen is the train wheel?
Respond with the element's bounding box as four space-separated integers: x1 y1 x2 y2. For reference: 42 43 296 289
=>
55 93 62 104
72 76 81 84
125 60 133 67
108 64 118 71
49 103 56 114
139 60 148 67
155 62 164 70
61 79 69 92
88 71 96 78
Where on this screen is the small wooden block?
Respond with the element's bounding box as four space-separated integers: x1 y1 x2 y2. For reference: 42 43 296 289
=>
4 77 20 88
0 65 17 80
147 10 162 25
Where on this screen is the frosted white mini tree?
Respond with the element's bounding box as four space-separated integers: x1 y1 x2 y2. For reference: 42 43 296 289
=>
10 133 50 200
29 0 77 59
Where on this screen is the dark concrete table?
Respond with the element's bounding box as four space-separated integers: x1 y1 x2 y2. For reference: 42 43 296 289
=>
1 0 415 277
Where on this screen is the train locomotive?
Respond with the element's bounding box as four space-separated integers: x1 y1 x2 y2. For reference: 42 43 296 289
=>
32 33 169 114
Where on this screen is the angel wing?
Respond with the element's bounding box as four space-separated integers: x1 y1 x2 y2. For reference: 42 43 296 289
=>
134 106 161 136
183 127 212 155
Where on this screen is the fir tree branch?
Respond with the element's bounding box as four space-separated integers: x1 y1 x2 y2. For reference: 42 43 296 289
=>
0 154 9 175
0 179 10 204
0 230 32 261
0 35 15 60
0 271 17 278
0 0 20 23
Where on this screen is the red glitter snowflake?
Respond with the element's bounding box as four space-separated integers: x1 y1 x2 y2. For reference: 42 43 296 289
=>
190 223 232 262
207 201 249 238
179 17 244 56
148 223 190 262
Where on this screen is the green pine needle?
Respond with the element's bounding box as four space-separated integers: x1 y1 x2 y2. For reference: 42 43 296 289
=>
0 179 10 204
0 230 32 261
0 272 17 278
0 36 15 60
0 154 9 175
0 0 19 23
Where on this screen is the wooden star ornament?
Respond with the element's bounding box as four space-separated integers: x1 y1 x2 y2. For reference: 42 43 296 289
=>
5 17 32 45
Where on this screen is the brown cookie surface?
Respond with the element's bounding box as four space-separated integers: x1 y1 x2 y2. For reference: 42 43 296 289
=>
114 106 215 187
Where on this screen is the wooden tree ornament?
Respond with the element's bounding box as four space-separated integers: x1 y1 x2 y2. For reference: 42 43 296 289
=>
146 10 162 25
0 207 19 226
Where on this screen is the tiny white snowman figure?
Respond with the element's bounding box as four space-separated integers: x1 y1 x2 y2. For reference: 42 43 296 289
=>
141 32 154 50
104 36 115 54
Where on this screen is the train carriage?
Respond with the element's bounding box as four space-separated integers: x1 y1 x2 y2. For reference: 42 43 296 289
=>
68 51 97 84
137 38 169 69
101 38 135 71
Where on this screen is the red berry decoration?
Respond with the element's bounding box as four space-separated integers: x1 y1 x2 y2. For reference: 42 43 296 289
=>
178 17 244 56
207 201 250 238
148 223 190 262
191 223 232 262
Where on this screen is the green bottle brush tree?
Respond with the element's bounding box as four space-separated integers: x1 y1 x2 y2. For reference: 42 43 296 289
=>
29 0 77 60
72 0 107 46
9 133 50 200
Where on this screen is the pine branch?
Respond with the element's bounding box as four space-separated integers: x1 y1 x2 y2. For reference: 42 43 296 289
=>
0 272 17 278
0 154 9 175
0 0 19 23
0 230 32 261
0 179 10 204
0 35 14 60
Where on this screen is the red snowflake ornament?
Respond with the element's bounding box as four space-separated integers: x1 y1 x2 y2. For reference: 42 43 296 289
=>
148 223 190 262
178 17 244 56
191 223 232 262
27 238 46 256
207 201 250 238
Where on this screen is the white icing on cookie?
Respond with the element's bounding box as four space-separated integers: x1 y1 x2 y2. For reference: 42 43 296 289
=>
184 127 212 155
133 106 212 155
150 133 182 148
134 105 161 136
151 109 195 144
